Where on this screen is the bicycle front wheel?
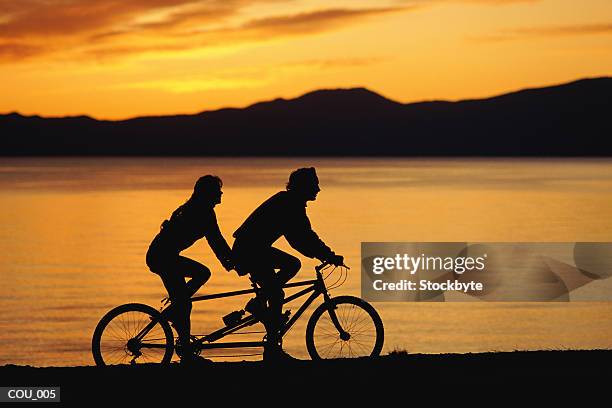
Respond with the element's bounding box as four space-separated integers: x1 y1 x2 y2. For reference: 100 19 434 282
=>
306 296 384 360
92 303 174 366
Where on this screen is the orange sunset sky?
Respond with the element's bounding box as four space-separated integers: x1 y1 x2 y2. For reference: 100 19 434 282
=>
1 0 611 119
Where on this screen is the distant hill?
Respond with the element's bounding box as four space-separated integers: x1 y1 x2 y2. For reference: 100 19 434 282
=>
1 77 611 156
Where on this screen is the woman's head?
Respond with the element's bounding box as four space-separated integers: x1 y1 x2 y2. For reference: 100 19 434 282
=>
192 175 223 205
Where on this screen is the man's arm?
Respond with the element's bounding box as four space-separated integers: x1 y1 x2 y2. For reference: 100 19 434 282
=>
285 208 336 262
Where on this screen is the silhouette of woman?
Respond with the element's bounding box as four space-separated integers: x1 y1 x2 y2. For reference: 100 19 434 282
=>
146 175 233 363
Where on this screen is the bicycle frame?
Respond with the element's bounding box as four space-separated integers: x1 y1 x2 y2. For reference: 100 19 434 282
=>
134 264 343 353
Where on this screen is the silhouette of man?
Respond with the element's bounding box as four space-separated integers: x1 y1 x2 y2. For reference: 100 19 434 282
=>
146 175 233 364
232 167 344 361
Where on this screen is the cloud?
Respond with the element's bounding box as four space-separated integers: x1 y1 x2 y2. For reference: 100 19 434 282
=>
409 0 538 4
0 1 410 63
460 0 538 3
282 57 388 69
0 0 277 61
512 23 612 36
472 23 612 42
88 1 251 41
124 77 270 93
0 42 43 60
112 56 387 93
82 7 410 60
0 0 202 38
240 7 404 34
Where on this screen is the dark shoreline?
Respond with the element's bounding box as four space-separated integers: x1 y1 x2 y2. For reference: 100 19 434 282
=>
2 350 610 403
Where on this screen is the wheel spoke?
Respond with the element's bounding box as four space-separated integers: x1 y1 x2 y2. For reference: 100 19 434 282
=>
94 305 173 366
309 299 382 360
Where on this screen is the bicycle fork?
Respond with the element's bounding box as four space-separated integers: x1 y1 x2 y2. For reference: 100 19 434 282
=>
322 292 351 341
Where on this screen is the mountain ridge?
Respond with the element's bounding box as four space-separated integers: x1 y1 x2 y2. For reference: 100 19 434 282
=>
1 77 611 156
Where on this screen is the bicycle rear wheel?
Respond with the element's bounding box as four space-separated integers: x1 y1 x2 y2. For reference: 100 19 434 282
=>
92 303 174 366
306 296 384 360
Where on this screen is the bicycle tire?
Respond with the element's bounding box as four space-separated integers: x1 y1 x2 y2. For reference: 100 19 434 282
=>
305 296 384 360
92 303 174 366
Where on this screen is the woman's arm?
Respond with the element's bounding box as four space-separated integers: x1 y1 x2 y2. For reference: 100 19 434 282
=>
205 210 233 270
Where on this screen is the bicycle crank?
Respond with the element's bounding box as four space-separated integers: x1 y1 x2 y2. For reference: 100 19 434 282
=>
126 338 143 364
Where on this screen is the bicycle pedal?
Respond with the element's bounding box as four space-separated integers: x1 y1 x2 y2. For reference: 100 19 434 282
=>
205 332 224 342
222 310 245 327
245 297 265 315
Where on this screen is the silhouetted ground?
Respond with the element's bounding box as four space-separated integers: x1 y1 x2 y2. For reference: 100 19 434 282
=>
1 350 609 404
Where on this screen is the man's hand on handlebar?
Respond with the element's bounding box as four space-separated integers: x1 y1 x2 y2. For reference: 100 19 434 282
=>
328 254 344 267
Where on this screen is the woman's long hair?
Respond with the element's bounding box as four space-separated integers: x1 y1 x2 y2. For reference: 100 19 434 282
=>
170 175 222 220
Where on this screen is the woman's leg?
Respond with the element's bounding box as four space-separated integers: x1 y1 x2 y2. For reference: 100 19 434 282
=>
157 257 211 356
157 268 191 353
178 255 211 297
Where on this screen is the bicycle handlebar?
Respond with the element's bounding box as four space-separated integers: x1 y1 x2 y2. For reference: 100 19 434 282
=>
315 261 350 272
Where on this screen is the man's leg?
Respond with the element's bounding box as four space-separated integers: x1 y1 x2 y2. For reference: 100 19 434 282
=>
235 244 301 357
259 248 301 352
269 247 301 285
250 268 281 347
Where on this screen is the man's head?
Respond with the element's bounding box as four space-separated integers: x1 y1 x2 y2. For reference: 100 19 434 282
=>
193 175 223 206
286 167 320 201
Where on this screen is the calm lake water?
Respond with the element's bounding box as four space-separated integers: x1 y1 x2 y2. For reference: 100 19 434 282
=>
1 157 612 366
